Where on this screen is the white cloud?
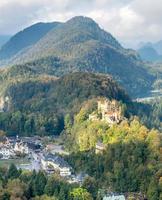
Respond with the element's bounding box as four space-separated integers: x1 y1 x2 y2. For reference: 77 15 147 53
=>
0 0 161 48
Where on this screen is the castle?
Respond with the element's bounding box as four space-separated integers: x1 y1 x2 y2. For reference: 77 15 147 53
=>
98 99 122 124
89 99 122 124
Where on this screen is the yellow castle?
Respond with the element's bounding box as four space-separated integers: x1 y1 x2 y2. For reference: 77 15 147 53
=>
89 98 122 124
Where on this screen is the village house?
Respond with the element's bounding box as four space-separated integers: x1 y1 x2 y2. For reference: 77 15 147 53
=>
0 136 30 159
14 141 29 156
103 193 125 200
41 153 72 177
0 148 15 159
0 137 15 159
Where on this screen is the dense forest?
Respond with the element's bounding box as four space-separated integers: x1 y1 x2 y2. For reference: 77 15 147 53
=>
63 100 162 200
0 67 129 136
0 163 95 200
0 108 161 200
130 99 162 131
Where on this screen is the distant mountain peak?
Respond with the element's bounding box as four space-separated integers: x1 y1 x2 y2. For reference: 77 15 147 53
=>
138 41 162 62
138 39 162 56
67 16 98 25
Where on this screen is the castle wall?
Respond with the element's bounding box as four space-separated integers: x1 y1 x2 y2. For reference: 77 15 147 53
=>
97 99 122 124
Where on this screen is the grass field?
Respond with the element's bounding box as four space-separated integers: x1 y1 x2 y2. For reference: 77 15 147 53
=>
0 158 30 168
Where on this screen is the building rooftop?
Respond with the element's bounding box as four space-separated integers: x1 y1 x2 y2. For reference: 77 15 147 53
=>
103 193 125 200
44 153 71 169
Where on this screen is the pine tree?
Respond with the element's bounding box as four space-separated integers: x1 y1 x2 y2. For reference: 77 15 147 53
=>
7 163 20 179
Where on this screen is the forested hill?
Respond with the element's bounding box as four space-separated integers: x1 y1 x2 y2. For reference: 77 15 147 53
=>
0 22 61 60
0 16 155 97
0 65 129 136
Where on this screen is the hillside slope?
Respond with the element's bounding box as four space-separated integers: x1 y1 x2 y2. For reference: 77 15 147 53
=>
0 22 60 60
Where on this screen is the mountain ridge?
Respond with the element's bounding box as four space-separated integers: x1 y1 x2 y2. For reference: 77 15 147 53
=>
0 22 61 60
138 45 162 62
0 16 156 97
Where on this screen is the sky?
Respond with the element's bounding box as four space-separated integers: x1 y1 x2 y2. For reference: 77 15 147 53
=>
0 0 162 48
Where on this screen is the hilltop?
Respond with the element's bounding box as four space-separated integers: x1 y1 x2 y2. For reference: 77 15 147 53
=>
0 65 129 136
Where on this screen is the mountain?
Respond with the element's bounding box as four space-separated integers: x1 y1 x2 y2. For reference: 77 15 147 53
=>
0 22 61 60
140 40 162 55
0 35 11 48
0 65 129 136
138 40 162 62
0 16 155 97
153 40 162 55
138 46 162 62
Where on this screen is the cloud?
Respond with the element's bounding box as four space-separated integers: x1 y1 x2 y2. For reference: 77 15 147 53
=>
0 0 161 47
118 0 162 46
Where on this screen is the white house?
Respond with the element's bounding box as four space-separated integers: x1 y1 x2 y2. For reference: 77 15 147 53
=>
41 153 72 177
14 141 29 156
0 148 15 159
103 194 125 200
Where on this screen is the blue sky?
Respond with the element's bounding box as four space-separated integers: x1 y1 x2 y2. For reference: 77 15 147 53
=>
0 0 162 48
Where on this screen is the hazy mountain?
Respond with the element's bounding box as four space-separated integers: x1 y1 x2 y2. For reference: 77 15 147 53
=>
138 46 162 62
154 40 162 55
0 16 155 97
0 22 61 60
138 40 162 62
0 35 11 48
